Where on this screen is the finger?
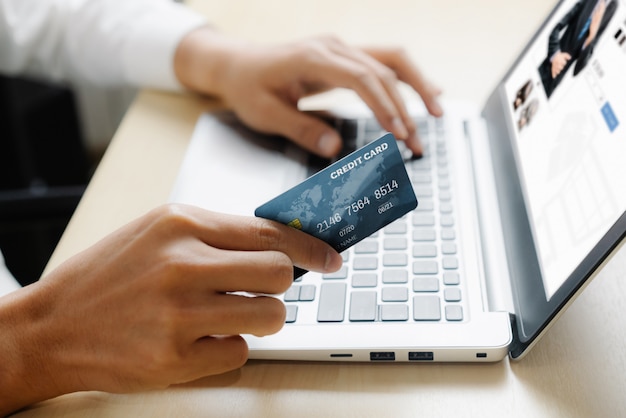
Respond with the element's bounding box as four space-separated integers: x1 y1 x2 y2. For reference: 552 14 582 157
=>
173 335 249 383
327 43 423 155
164 205 343 273
184 293 287 336
330 47 413 139
299 47 410 140
183 246 295 294
243 93 343 157
364 47 443 118
362 47 441 156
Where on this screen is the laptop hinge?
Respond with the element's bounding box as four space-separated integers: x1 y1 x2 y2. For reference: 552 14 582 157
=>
465 116 516 315
508 312 520 356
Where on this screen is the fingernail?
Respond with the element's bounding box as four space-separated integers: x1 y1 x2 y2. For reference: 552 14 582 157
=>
391 117 409 139
318 132 338 155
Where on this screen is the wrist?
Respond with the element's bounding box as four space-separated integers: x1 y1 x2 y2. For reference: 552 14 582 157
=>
173 27 249 98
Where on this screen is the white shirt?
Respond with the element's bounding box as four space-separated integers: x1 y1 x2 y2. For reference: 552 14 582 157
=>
0 0 208 89
0 0 208 295
0 251 20 296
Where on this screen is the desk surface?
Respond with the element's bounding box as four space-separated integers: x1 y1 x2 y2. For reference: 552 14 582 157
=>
21 1 626 417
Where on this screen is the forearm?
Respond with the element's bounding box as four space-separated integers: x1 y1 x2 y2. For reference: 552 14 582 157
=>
0 283 77 416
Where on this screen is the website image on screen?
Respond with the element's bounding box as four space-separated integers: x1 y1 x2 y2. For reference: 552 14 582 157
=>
503 0 626 300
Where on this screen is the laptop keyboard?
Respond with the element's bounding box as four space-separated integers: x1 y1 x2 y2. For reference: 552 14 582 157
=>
284 115 465 324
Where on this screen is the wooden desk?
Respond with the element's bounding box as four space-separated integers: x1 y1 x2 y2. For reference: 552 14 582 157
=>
21 1 626 416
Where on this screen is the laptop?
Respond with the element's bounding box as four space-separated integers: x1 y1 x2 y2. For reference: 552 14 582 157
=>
169 0 626 362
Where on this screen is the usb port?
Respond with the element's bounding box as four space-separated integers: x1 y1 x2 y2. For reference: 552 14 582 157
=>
370 352 395 361
408 351 434 361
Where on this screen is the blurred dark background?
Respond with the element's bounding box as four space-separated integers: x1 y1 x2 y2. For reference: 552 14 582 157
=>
0 74 90 286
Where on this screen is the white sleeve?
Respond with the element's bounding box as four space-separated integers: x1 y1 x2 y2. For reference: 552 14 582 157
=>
0 250 21 297
0 0 208 90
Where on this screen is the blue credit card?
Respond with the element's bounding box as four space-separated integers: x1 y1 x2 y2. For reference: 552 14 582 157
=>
255 133 417 276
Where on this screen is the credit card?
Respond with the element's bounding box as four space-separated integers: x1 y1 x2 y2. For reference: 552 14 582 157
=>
255 133 418 278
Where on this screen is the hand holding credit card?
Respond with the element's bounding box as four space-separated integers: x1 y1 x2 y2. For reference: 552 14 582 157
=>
255 133 418 279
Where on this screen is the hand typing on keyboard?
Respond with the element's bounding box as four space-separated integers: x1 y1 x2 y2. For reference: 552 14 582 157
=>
175 31 443 158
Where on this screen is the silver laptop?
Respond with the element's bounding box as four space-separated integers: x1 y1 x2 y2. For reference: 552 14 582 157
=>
170 0 626 362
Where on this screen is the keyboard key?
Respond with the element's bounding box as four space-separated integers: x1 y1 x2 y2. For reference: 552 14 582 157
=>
284 286 300 302
413 229 436 241
445 305 463 321
412 244 437 258
413 295 441 321
413 214 435 226
414 186 433 198
443 272 460 285
415 116 432 131
318 283 347 322
441 228 456 240
384 238 408 250
411 173 432 184
439 202 453 214
439 190 452 201
365 117 382 131
415 117 429 134
323 266 348 279
435 117 445 132
354 240 379 254
411 159 431 171
382 269 408 284
353 257 378 270
349 291 377 321
413 260 438 275
414 199 434 212
442 257 459 270
381 304 409 321
442 242 457 255
444 287 462 302
285 305 298 323
413 276 439 292
384 221 407 234
383 253 408 267
382 287 409 302
440 215 455 227
299 285 316 301
352 273 378 288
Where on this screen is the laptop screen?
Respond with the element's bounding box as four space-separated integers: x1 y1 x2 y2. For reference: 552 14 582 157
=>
503 0 626 301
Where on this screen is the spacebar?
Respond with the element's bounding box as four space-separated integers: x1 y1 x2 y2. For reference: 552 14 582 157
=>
317 283 346 322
